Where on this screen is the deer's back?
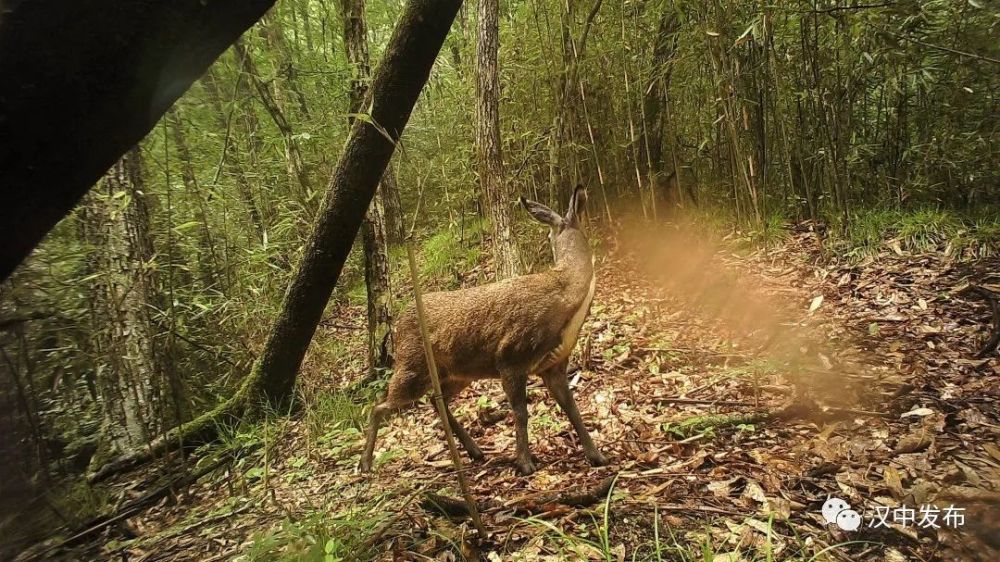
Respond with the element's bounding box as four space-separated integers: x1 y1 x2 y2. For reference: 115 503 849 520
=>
394 269 591 379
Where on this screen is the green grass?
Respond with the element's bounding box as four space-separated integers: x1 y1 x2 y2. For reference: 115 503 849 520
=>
660 413 765 440
835 206 1000 259
677 201 1000 261
417 218 485 286
306 391 369 435
245 504 389 562
515 476 620 561
752 212 791 247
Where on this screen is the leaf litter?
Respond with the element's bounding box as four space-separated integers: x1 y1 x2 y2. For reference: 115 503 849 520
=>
66 224 999 561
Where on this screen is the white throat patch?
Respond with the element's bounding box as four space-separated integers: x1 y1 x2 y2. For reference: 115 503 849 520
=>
533 256 596 373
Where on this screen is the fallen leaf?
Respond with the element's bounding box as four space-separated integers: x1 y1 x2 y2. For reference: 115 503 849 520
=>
983 443 1000 464
884 466 905 499
894 431 932 454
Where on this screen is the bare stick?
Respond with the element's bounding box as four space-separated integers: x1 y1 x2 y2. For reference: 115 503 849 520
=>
657 397 757 408
404 241 488 538
877 27 1000 66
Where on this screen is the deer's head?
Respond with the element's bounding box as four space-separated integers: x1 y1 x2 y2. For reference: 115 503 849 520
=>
520 185 590 266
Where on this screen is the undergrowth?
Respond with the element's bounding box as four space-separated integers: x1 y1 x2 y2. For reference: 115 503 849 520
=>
245 502 389 562
678 202 1000 260
832 206 1000 259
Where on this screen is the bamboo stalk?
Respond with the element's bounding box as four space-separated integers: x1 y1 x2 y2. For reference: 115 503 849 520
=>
404 241 488 539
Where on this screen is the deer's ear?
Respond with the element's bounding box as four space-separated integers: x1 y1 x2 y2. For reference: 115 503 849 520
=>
565 184 588 227
520 197 563 228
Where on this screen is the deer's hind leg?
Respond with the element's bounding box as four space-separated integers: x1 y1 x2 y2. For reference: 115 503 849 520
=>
541 360 609 467
442 378 483 462
359 370 429 473
502 371 536 475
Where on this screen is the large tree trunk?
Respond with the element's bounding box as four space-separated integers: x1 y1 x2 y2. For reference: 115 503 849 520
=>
89 0 464 483
0 0 277 281
341 0 395 379
83 148 167 457
476 0 521 280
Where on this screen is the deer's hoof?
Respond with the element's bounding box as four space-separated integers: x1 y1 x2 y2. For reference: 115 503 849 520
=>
358 458 373 474
586 450 610 467
468 446 485 462
515 457 537 475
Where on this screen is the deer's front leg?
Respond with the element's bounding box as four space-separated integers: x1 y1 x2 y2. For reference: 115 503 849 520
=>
502 372 536 475
542 364 609 467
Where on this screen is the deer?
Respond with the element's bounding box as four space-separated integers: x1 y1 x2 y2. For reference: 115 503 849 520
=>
359 185 608 475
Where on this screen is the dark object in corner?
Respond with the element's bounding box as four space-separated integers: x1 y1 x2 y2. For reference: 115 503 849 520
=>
0 0 277 280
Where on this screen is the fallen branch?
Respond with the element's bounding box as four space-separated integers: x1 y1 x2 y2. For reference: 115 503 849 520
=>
657 397 758 408
541 476 616 507
514 476 617 514
420 492 474 518
359 475 445 555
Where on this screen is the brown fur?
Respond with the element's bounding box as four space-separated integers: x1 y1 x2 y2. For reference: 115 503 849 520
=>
359 186 608 475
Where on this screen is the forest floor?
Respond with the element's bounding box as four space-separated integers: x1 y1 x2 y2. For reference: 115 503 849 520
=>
37 223 1000 562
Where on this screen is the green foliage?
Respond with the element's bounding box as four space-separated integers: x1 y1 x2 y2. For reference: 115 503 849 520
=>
660 413 762 440
835 206 1000 259
245 505 388 562
417 218 486 288
306 390 369 438
753 212 791 247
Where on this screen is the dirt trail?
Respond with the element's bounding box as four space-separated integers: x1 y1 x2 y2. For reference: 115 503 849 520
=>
52 227 1000 562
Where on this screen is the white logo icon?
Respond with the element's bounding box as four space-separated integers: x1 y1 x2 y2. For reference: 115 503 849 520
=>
836 509 862 531
821 497 851 525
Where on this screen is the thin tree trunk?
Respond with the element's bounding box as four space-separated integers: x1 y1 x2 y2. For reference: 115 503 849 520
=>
640 7 681 209
201 68 268 245
341 0 395 379
260 9 312 120
166 107 223 290
476 0 521 279
233 39 314 208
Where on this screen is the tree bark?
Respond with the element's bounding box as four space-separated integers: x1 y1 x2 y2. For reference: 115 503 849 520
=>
260 10 312 121
0 0 277 281
476 0 521 279
89 0 463 482
341 0 396 379
83 147 166 457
